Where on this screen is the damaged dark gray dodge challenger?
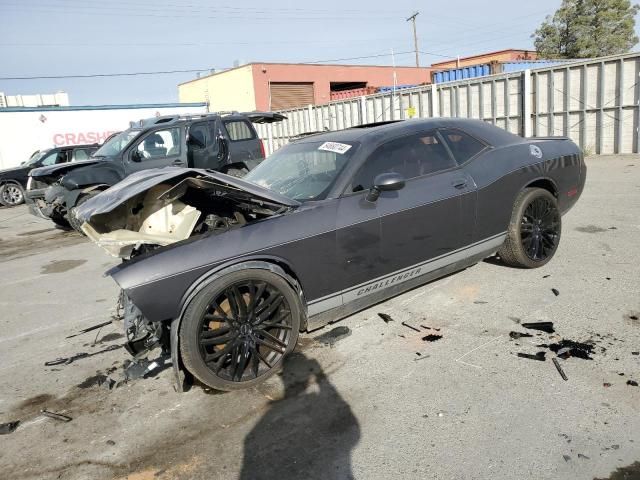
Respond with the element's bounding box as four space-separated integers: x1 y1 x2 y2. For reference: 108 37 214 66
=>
75 118 586 391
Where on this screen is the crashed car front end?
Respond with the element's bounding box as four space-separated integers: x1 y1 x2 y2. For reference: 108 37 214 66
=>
75 167 299 370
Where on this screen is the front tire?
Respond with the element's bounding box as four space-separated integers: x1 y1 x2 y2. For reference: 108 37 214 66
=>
0 182 25 207
498 188 561 268
179 269 301 391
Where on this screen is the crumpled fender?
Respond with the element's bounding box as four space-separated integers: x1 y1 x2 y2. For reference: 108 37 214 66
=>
168 259 306 392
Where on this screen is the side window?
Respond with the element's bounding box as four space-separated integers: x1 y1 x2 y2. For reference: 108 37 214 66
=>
440 128 486 164
224 120 255 141
188 123 208 149
136 128 180 159
39 151 59 166
55 150 69 164
72 149 90 162
351 131 455 192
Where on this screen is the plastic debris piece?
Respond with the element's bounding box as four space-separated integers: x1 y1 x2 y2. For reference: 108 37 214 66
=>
627 380 639 387
40 410 72 422
420 324 431 329
378 313 394 324
0 421 19 435
551 288 560 296
548 340 594 360
522 322 555 333
563 455 571 462
543 274 551 278
552 358 568 381
603 382 612 387
632 352 639 356
517 352 546 361
401 321 421 332
421 334 442 342
65 320 113 339
577 454 590 460
473 300 488 304
509 331 533 339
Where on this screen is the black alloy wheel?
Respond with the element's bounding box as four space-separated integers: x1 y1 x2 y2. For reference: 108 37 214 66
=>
180 269 301 390
520 195 560 262
498 187 562 268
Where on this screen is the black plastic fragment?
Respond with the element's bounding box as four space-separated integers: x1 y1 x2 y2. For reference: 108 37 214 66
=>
40 410 72 422
551 288 560 296
378 313 394 324
401 321 421 332
473 300 488 304
543 274 551 278
517 352 546 361
552 357 568 381
509 331 533 339
0 421 19 435
65 320 113 339
548 340 594 360
522 322 555 333
628 380 639 387
632 352 639 356
577 454 590 460
421 334 442 342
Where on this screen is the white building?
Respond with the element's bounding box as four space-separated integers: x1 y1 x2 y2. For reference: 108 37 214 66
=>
0 91 70 108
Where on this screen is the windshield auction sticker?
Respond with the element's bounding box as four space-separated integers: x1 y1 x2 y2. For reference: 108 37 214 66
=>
318 142 352 154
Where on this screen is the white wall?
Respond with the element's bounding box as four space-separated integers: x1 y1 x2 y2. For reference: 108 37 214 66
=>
0 104 207 169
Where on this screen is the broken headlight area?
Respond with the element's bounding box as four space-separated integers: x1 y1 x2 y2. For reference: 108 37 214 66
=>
119 291 169 359
81 176 283 259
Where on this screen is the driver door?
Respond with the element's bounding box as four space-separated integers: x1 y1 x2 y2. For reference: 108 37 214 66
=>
125 127 185 174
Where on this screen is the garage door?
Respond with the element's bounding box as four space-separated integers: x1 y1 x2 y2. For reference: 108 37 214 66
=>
270 82 314 110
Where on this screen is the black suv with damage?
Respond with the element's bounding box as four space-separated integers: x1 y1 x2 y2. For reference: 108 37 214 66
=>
26 111 283 230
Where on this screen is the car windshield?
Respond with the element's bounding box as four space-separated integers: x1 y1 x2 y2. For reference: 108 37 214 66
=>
244 140 358 201
93 129 141 157
24 149 51 166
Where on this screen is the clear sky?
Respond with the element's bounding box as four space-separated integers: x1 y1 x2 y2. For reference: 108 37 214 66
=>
0 0 636 105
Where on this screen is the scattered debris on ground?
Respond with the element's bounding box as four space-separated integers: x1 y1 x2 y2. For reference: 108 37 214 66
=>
0 421 19 435
547 340 594 360
522 321 555 333
40 410 72 422
552 358 568 381
577 453 590 460
421 334 442 342
378 313 394 324
517 352 546 361
627 380 638 387
65 320 113 339
45 344 121 366
603 382 612 387
401 321 421 332
473 300 488 304
551 288 560 296
509 331 533 339
315 326 351 345
632 351 639 356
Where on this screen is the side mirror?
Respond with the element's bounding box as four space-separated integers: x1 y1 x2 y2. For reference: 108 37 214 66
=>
131 150 143 162
366 172 406 202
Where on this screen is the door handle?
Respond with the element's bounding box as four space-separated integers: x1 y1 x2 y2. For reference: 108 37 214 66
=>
451 178 468 189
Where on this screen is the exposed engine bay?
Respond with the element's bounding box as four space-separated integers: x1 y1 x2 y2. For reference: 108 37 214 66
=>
80 174 287 258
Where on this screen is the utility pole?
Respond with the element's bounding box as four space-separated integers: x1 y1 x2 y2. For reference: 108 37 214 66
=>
406 11 420 67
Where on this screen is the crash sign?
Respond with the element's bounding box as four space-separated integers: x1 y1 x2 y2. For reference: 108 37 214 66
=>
53 131 117 146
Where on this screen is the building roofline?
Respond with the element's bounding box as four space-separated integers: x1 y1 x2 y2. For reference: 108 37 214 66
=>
0 102 208 113
178 62 432 86
430 48 536 67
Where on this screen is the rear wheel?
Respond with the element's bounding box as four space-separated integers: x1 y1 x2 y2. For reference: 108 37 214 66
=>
179 269 301 391
498 188 561 268
0 182 25 207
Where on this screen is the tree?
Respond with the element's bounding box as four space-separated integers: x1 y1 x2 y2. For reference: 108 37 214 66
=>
533 0 640 58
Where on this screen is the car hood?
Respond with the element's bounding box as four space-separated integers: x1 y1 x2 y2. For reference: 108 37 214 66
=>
76 167 300 223
0 166 28 177
29 158 104 178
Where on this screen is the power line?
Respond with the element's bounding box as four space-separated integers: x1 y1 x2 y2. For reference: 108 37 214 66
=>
0 68 214 81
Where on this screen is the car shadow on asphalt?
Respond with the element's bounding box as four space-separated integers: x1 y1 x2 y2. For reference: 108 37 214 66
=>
239 351 361 480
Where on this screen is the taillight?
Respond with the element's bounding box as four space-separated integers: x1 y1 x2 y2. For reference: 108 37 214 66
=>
259 139 265 158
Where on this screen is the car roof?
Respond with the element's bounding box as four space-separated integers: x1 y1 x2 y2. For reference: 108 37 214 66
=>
293 118 522 147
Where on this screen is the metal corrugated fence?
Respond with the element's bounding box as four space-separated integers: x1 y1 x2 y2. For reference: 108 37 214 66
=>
254 52 640 156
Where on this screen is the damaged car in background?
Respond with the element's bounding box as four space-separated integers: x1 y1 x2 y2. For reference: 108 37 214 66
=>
25 111 284 231
75 118 586 391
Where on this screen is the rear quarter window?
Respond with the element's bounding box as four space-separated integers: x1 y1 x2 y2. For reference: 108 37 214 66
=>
224 121 255 141
440 128 487 165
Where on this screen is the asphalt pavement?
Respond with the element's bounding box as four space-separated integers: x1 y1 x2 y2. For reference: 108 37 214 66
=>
0 155 638 480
